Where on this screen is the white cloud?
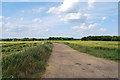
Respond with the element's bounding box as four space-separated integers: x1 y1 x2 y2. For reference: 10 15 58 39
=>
32 8 43 13
84 13 92 20
47 0 93 24
99 28 106 32
2 15 61 38
88 23 99 29
72 23 99 30
0 22 3 29
48 0 81 14
0 16 4 19
101 17 107 21
0 22 2 25
3 15 59 33
88 0 95 9
2 22 34 33
0 21 2 25
48 0 95 14
47 7 59 14
72 23 88 30
32 18 42 23
60 13 92 23
60 13 81 23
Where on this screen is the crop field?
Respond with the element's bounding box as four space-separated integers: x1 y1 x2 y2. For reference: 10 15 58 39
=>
61 41 119 61
1 41 53 78
1 42 44 56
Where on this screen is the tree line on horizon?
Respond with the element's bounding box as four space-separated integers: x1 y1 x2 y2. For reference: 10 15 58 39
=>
0 36 120 41
0 37 78 41
81 36 120 41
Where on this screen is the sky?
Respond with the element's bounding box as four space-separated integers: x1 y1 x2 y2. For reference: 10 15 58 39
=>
0 0 118 38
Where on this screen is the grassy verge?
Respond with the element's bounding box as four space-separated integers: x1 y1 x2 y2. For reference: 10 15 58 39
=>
2 42 53 78
65 42 119 61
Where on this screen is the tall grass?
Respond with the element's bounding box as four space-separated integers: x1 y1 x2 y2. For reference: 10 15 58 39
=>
2 42 53 78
